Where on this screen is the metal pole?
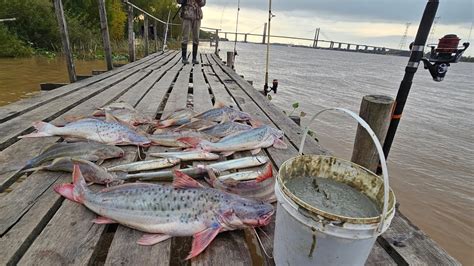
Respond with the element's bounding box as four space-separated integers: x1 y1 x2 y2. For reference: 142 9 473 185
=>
98 0 113 70
163 10 171 52
264 0 272 91
53 0 76 82
380 0 439 172
233 0 241 62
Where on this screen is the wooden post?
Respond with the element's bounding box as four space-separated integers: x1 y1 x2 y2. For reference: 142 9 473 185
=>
98 0 113 70
214 29 219 56
127 5 135 62
226 51 234 69
351 95 394 172
143 15 149 56
53 0 76 83
154 20 158 52
262 23 267 44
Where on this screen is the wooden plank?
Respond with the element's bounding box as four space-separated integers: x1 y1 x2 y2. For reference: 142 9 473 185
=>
210 54 329 156
162 64 192 118
98 0 113 71
192 56 213 113
366 242 397 266
0 52 164 123
201 55 236 107
378 211 460 265
0 55 176 192
0 53 171 151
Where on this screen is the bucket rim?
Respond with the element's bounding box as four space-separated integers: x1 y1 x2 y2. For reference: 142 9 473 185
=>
277 154 396 225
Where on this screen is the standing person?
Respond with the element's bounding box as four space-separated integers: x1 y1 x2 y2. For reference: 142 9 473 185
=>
177 0 206 65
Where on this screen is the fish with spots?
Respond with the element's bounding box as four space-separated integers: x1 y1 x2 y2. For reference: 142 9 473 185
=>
55 165 274 259
19 119 151 146
179 125 287 156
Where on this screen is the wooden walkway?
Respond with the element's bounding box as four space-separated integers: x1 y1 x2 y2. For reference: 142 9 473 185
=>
0 51 459 265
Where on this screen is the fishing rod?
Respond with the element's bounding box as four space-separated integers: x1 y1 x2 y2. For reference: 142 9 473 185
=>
378 0 469 173
233 0 241 65
263 0 278 95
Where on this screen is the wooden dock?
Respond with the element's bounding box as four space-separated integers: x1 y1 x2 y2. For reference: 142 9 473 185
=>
0 51 459 265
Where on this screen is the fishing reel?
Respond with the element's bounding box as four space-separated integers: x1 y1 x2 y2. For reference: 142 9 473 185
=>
263 79 278 96
416 34 469 82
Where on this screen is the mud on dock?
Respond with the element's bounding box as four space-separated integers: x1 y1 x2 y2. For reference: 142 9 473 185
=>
0 51 459 265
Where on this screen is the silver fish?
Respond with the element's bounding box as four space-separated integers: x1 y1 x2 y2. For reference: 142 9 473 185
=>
55 166 274 259
25 157 124 186
149 131 218 148
199 121 252 138
193 106 252 122
179 126 287 156
107 158 181 172
126 156 269 181
22 142 124 170
93 102 152 126
206 163 276 202
174 119 217 131
148 151 220 161
19 119 151 147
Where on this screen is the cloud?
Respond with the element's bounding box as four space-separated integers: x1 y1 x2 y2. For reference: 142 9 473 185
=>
207 0 473 24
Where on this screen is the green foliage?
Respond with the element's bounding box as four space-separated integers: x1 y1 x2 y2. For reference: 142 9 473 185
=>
0 25 33 57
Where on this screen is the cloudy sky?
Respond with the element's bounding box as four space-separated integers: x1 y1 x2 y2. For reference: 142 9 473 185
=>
200 0 473 55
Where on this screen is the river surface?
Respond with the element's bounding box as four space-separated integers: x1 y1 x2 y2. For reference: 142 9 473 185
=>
1 45 473 264
204 42 473 264
0 56 107 106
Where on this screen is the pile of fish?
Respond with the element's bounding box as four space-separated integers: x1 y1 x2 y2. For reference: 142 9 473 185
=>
18 101 287 258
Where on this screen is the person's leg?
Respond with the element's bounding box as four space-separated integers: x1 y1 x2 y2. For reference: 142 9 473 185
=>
192 20 201 64
181 19 191 64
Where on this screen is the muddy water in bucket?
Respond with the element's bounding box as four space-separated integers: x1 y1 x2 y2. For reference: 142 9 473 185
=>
285 176 381 218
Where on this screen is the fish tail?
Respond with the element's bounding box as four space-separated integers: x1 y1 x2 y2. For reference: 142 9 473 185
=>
53 164 87 204
256 163 273 183
157 119 176 128
18 121 56 138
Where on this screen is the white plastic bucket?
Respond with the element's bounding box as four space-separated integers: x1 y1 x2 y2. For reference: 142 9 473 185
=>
273 108 396 266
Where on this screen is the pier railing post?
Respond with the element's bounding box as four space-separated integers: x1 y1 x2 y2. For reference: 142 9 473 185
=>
144 15 149 56
351 95 394 172
53 0 76 83
154 20 158 52
214 29 219 56
127 5 135 62
226 51 235 69
98 0 113 70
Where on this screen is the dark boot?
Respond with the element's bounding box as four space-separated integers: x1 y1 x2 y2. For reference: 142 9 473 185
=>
181 44 189 65
192 44 199 65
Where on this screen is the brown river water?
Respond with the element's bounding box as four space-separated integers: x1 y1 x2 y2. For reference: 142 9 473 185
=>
1 46 473 264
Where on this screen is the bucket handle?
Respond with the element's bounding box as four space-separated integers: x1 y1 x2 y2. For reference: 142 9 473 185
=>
299 108 389 234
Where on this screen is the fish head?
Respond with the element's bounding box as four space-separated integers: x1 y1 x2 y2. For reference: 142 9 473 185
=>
220 196 274 228
97 145 125 159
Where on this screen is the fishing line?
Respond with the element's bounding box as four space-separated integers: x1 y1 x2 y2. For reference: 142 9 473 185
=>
233 0 241 58
253 227 274 258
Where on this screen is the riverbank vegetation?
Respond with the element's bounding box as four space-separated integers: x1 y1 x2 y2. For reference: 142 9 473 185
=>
0 0 209 60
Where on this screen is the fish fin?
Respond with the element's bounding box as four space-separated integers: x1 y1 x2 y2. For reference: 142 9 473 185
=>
220 113 230 123
250 148 261 155
273 138 288 149
221 151 234 157
95 159 104 165
18 121 56 138
157 119 176 128
53 164 87 204
249 119 263 128
256 163 273 183
91 109 105 117
172 170 204 189
213 101 226 108
177 137 202 148
187 225 222 260
92 216 117 224
137 233 172 246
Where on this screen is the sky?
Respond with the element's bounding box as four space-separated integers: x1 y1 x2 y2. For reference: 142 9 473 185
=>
200 0 474 56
